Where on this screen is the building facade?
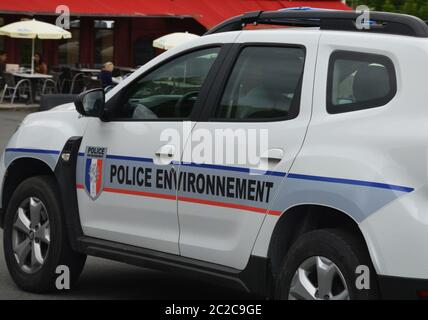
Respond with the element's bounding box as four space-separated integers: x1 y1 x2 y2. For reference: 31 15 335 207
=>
0 0 350 68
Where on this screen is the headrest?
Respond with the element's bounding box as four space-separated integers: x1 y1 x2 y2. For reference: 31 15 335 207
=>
353 64 390 102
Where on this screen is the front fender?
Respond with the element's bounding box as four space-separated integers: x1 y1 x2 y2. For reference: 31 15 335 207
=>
0 107 89 210
4 107 89 170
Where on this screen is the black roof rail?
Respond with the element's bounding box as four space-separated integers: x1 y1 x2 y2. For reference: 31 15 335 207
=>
205 10 428 38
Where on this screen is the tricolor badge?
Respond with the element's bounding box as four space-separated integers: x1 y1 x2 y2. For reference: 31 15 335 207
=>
84 146 107 200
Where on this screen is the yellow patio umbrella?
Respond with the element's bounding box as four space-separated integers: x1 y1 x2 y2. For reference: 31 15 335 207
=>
0 19 71 74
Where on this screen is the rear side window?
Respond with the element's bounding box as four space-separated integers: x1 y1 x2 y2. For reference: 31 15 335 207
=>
327 51 397 114
213 46 305 121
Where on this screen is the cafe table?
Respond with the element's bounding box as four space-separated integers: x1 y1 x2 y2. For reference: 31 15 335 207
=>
71 68 100 74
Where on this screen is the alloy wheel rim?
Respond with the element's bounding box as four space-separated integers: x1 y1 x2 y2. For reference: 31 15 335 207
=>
11 197 50 274
288 256 349 300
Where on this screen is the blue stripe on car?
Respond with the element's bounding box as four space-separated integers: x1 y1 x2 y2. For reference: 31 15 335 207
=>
5 148 60 155
5 148 414 194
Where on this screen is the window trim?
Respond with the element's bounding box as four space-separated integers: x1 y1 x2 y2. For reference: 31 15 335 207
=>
104 44 226 122
206 43 307 123
326 50 397 114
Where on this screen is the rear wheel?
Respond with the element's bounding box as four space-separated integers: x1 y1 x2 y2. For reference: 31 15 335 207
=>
3 175 86 293
275 228 379 300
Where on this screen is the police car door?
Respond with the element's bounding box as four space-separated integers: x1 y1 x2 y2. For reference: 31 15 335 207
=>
178 31 319 269
77 46 224 254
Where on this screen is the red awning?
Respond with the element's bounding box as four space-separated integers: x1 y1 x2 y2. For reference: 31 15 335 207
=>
0 0 351 29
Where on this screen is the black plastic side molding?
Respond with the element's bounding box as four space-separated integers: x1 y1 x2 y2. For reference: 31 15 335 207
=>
80 236 272 296
54 136 85 252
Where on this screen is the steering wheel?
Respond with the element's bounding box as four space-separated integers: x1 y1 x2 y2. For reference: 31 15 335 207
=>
174 91 199 118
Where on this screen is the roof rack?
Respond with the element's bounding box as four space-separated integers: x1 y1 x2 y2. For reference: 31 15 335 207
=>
204 10 428 38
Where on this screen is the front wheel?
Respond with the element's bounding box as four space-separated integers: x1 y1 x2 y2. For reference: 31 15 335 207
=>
275 228 379 300
3 175 86 293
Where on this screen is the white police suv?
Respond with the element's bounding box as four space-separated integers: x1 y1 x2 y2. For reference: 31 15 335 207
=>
1 10 427 300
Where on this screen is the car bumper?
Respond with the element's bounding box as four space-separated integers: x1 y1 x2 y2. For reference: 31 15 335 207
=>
361 184 428 279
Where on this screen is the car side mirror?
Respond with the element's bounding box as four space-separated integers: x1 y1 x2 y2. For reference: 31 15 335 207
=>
74 88 105 118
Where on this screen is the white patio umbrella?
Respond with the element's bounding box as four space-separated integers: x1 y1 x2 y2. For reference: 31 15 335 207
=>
153 32 200 50
0 19 71 74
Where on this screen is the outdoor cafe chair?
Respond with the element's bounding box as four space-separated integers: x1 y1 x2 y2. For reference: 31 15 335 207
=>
32 78 58 100
48 70 63 93
69 72 85 94
41 78 58 95
58 68 73 93
0 72 32 104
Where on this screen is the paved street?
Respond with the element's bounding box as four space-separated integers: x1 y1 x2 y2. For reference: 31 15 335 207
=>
0 110 250 300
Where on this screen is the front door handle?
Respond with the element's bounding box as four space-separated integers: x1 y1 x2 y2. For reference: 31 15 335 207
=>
155 145 175 158
154 144 176 165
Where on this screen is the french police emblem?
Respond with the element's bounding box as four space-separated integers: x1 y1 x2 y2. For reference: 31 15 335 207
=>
84 146 107 200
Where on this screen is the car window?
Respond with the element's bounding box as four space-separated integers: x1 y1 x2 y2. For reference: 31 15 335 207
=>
214 46 305 121
327 51 397 114
117 47 220 120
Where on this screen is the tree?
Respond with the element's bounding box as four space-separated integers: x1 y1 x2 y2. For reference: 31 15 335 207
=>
382 0 397 12
346 0 428 19
400 0 419 15
419 2 428 19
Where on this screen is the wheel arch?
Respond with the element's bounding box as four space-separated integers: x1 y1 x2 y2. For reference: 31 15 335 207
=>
267 204 374 278
1 157 55 227
1 137 84 253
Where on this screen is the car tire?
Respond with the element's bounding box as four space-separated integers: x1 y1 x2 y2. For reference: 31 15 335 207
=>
275 228 379 300
3 175 86 293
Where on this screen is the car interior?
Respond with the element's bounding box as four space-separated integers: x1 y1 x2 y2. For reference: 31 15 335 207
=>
216 46 305 120
117 49 220 120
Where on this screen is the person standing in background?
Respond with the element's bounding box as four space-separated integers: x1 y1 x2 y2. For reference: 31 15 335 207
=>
33 53 47 74
100 62 114 88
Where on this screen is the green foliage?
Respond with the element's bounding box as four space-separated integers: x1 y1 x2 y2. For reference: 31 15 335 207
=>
346 0 428 19
382 0 397 12
401 0 419 15
419 2 428 19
